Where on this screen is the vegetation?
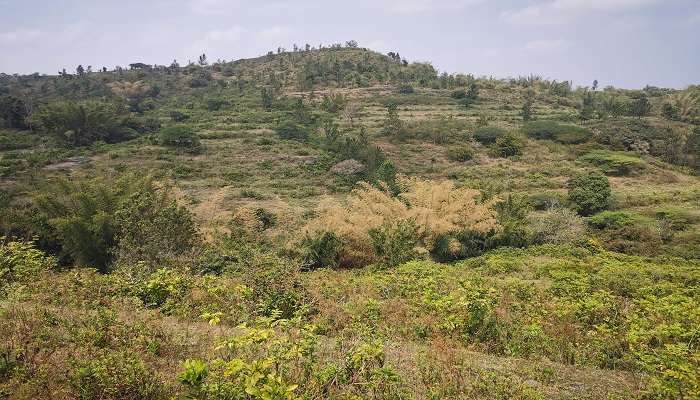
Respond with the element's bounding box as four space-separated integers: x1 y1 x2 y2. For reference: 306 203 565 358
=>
522 121 592 144
0 44 699 399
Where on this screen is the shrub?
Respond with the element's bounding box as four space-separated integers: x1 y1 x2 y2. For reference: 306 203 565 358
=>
0 239 56 292
301 231 343 270
0 95 29 129
578 150 646 176
522 121 591 144
31 101 136 147
587 211 638 230
398 84 415 94
69 352 167 400
137 268 190 308
528 192 566 210
169 110 190 122
369 219 421 267
446 145 475 162
34 174 198 272
488 195 530 249
157 126 201 151
567 172 611 216
473 127 506 145
275 119 310 141
114 180 200 275
494 133 522 158
450 89 467 99
307 178 499 266
528 207 586 244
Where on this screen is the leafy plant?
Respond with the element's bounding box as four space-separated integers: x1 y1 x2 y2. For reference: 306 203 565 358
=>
522 121 591 144
567 172 611 216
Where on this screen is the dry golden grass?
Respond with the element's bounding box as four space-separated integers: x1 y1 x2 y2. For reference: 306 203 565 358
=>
308 177 499 265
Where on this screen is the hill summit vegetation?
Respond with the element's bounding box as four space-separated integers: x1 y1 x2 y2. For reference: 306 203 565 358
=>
1 42 699 399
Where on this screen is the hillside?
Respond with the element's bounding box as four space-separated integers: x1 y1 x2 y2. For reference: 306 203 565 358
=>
1 45 699 399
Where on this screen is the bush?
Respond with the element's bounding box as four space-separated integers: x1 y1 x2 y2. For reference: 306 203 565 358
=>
34 174 198 272
157 126 201 151
301 231 343 270
307 178 499 267
567 172 611 216
528 207 586 245
274 119 310 141
446 145 475 162
0 95 29 129
31 101 136 147
587 211 639 230
169 110 190 122
69 352 167 400
522 121 591 144
398 85 415 94
494 133 522 158
473 127 507 145
0 239 56 292
577 150 646 176
369 219 420 267
114 180 199 275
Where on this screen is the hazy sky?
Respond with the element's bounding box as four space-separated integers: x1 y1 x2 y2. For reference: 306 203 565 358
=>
1 0 698 88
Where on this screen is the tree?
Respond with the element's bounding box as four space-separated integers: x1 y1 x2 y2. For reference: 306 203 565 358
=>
34 175 199 272
382 102 405 138
592 79 599 91
343 102 363 127
522 89 535 121
275 118 310 142
198 53 208 66
580 90 595 120
567 172 611 216
114 181 199 275
0 95 30 129
76 65 85 75
630 94 651 118
157 126 201 151
661 103 680 120
494 133 523 158
31 101 134 147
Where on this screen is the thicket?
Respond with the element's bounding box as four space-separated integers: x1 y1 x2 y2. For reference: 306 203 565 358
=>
522 121 592 144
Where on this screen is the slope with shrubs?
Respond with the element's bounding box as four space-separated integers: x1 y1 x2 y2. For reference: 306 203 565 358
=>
1 44 700 399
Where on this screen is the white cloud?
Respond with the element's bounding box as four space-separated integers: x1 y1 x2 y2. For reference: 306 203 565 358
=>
385 0 483 13
524 38 570 51
0 28 42 45
503 0 661 25
204 27 246 42
687 13 700 25
189 0 248 15
259 26 293 39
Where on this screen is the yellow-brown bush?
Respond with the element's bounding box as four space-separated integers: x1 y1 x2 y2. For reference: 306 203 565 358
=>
307 178 500 266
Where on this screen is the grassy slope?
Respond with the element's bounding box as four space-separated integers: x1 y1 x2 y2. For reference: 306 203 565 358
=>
1 49 699 399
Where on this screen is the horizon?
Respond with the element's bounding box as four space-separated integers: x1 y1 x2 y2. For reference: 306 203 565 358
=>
1 0 699 90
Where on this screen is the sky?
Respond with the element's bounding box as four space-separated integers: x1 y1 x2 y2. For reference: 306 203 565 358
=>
0 0 698 89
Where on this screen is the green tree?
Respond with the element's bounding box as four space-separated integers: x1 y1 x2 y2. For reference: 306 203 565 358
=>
567 172 611 216
261 88 274 111
31 101 134 147
157 126 201 152
580 90 595 120
114 181 199 276
382 102 405 138
0 95 30 129
494 133 523 158
522 89 535 121
630 94 651 118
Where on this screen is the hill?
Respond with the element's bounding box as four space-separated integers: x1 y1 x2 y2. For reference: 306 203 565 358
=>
1 44 699 399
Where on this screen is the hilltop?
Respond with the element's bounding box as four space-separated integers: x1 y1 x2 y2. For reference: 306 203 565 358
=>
1 45 699 399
